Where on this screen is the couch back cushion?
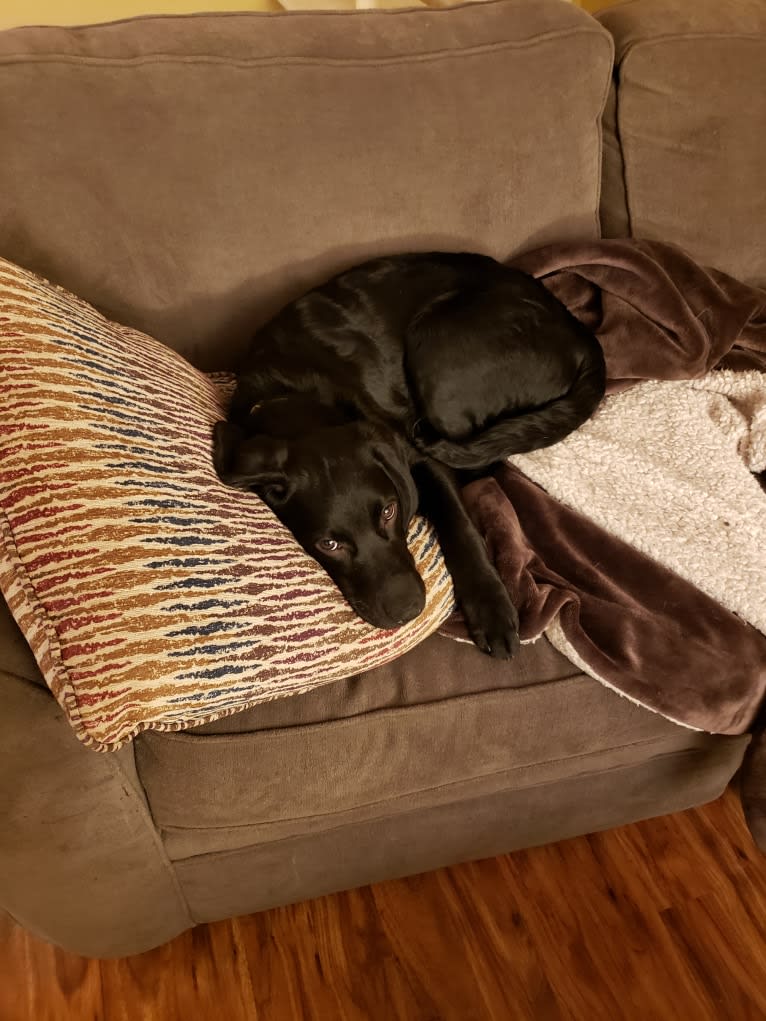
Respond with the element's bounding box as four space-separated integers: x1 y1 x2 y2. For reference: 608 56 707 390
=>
598 0 766 286
0 0 612 369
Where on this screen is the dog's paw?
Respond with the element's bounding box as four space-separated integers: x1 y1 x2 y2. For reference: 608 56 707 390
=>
460 579 520 659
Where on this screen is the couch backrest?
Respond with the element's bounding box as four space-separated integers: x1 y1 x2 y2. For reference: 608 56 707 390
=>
598 0 766 287
0 0 612 368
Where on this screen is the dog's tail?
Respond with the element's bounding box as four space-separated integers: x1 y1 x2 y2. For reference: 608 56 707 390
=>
414 345 607 470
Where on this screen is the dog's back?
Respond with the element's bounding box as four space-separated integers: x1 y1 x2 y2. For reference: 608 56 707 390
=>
231 252 605 469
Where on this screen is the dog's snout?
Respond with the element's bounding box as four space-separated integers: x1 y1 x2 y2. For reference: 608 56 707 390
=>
379 573 426 627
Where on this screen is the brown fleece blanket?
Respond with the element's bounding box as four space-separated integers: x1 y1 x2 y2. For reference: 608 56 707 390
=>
515 239 766 387
441 240 766 846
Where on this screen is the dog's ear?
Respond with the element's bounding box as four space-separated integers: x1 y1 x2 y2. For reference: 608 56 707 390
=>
367 427 418 524
212 421 244 480
212 421 292 503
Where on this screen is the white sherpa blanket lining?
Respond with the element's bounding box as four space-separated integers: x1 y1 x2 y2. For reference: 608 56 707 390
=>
509 368 766 639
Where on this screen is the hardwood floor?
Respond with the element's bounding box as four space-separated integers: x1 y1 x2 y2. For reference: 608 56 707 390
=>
3 787 766 1020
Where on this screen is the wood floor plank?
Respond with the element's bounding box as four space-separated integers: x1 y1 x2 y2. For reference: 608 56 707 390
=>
236 897 373 1021
4 788 766 1021
100 920 258 1021
372 866 551 1021
0 914 103 1021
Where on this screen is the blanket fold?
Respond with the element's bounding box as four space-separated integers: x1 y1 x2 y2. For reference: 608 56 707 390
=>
512 239 766 387
444 239 766 847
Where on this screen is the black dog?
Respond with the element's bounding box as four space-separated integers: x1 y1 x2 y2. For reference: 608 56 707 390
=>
213 252 605 658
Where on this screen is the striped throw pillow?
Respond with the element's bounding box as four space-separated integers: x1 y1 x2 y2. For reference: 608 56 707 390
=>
0 259 455 751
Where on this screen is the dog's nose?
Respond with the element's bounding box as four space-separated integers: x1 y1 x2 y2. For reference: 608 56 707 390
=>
380 575 426 627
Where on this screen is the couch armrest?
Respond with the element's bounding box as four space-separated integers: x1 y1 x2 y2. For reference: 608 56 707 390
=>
0 670 193 957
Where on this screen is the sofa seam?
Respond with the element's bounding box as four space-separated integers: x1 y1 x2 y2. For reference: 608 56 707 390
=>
610 67 633 238
610 31 766 68
151 732 732 834
143 673 627 745
0 26 612 70
592 32 616 238
108 750 195 928
0 657 45 688
168 742 743 864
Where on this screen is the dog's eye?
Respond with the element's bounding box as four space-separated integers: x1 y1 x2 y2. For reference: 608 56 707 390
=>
317 538 340 553
263 483 287 503
381 501 398 524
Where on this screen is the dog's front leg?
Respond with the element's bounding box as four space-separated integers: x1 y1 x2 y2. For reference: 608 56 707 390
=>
413 459 519 659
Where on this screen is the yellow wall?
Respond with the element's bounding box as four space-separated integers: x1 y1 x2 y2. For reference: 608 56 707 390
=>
0 0 615 31
0 2 281 30
574 0 614 11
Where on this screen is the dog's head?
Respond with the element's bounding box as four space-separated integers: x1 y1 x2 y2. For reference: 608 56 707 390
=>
213 416 426 630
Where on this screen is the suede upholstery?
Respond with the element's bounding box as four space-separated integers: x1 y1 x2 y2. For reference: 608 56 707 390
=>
0 0 611 370
0 0 759 957
598 0 766 285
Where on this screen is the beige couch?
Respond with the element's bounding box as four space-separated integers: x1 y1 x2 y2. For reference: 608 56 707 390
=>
1 0 764 957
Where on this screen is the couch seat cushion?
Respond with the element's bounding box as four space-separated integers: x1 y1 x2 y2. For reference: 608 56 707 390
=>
135 631 735 861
